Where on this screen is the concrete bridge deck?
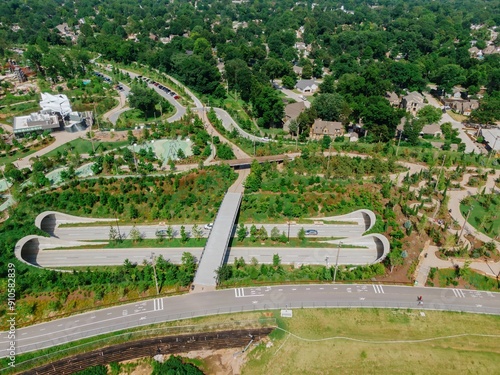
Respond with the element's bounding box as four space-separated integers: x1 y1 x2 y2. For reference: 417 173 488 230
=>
192 192 243 291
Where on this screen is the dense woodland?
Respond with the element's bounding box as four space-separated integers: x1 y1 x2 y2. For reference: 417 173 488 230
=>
1 0 500 133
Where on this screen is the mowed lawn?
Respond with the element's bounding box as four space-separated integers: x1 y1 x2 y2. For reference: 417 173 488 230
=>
243 309 500 375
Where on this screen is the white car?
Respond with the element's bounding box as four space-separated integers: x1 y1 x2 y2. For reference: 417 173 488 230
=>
204 223 214 230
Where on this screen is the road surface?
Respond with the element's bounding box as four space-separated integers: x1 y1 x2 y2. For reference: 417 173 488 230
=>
1 284 498 358
53 223 366 241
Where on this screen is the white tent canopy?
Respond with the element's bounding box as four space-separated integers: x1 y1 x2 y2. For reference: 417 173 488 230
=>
39 93 72 116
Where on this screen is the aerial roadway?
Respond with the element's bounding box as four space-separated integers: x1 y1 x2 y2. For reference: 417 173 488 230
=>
1 284 498 358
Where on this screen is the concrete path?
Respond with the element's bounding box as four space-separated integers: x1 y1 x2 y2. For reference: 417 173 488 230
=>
415 245 500 286
423 93 480 154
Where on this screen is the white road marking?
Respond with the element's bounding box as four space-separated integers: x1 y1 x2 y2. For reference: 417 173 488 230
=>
235 288 244 298
153 298 164 311
360 297 365 301
252 301 258 304
452 289 466 298
292 288 297 291
372 285 385 294
107 312 112 315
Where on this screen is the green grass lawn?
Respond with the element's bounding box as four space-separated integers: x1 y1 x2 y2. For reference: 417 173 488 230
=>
44 138 129 157
460 194 500 238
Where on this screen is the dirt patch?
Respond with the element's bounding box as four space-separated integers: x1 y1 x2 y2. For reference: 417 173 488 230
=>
179 348 249 375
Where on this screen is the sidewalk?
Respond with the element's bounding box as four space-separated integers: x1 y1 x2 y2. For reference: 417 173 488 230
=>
415 245 500 286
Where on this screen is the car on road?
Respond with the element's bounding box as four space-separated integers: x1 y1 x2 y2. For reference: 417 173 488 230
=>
155 229 168 236
204 223 214 230
305 229 318 235
261 136 270 142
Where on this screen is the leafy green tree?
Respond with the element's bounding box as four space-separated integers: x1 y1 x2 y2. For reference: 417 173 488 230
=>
192 224 203 240
321 135 332 150
237 223 247 242
360 96 402 142
258 226 268 241
166 225 174 240
109 226 118 242
216 143 235 160
272 253 281 267
180 225 188 242
298 227 306 241
282 75 297 89
311 93 346 122
129 226 142 243
270 226 280 241
129 85 161 114
417 105 442 125
403 119 423 145
319 74 335 93
216 264 233 283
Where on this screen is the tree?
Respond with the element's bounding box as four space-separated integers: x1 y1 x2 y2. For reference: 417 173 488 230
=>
258 226 268 241
270 226 280 241
361 96 402 142
282 75 297 89
319 74 335 93
156 230 166 242
129 85 160 114
417 105 442 125
311 93 346 122
109 226 118 242
321 135 332 150
180 225 189 242
216 264 233 283
192 224 203 240
129 226 143 243
298 227 306 241
166 225 174 240
237 223 247 242
403 119 423 145
272 253 281 267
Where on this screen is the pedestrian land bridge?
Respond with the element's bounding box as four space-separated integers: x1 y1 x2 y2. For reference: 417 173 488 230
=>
191 192 242 291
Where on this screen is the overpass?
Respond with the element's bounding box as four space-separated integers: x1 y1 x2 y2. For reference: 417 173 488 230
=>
192 192 243 291
224 154 291 168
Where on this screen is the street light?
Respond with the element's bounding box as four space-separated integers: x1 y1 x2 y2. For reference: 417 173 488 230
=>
151 252 160 295
132 143 138 172
287 221 291 242
458 206 473 242
325 256 329 267
333 241 343 282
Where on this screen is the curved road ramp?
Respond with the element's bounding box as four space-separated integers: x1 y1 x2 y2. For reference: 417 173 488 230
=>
16 209 389 283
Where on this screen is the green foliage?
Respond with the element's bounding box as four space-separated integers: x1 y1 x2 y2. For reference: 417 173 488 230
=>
74 365 108 375
152 355 204 375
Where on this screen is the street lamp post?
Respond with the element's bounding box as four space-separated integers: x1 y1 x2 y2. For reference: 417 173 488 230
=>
151 252 160 295
395 130 403 157
132 143 138 172
333 241 343 282
325 256 329 267
458 206 473 243
287 221 291 242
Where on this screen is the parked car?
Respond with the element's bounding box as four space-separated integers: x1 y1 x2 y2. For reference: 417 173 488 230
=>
174 95 180 99
155 229 168 236
204 223 214 230
305 229 318 235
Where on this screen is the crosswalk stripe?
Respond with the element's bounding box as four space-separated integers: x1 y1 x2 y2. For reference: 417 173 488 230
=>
372 285 385 294
234 288 245 298
452 289 466 298
153 298 164 311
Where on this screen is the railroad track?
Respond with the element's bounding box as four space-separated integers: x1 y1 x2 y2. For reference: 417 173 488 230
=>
20 327 274 375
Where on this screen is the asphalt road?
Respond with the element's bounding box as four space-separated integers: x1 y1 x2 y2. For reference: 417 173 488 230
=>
1 284 498 358
29 246 379 268
53 223 366 241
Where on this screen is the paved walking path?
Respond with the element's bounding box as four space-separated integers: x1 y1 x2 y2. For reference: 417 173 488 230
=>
415 244 500 286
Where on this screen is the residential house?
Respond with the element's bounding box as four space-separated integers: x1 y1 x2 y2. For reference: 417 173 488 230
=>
385 91 400 107
400 91 425 116
310 119 344 140
293 65 303 76
420 123 442 138
283 101 306 132
284 102 306 122
480 127 500 153
444 99 480 116
296 79 319 93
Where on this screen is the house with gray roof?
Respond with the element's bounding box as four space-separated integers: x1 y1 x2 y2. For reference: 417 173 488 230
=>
295 79 319 93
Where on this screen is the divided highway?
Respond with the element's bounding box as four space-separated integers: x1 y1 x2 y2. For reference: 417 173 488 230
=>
1 284 498 358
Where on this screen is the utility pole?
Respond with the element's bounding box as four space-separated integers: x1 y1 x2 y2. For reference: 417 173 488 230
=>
395 130 403 156
287 221 291 242
326 142 332 173
458 206 473 242
333 241 343 282
151 252 160 295
133 143 138 172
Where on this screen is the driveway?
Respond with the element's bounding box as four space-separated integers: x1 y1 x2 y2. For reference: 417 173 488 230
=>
423 93 480 154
